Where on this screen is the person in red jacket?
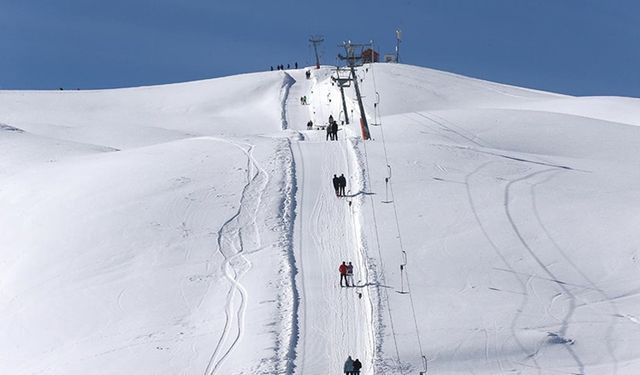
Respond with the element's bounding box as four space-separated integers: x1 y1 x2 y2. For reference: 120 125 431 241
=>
339 261 349 287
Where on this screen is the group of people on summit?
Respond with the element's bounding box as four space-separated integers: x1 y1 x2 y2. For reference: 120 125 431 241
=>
332 174 347 197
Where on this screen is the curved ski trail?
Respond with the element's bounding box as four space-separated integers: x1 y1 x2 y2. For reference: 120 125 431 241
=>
204 142 269 375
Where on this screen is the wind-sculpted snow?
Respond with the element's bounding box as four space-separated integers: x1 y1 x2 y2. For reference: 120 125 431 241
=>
1 64 640 375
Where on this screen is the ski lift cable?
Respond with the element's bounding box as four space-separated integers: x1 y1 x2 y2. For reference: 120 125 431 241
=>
360 135 406 374
368 60 426 361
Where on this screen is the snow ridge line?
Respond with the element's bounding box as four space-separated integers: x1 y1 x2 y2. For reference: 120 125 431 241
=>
280 73 296 130
272 137 300 375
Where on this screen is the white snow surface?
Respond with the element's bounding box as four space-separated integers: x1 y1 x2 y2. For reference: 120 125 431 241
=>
1 63 640 375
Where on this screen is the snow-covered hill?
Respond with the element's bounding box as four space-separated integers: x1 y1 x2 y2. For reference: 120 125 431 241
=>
1 63 639 375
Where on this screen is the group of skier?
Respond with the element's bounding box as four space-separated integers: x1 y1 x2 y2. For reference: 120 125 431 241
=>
343 356 363 374
300 95 309 105
326 114 339 140
332 174 347 196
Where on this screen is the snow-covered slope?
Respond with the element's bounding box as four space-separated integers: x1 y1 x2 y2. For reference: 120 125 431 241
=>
1 63 639 375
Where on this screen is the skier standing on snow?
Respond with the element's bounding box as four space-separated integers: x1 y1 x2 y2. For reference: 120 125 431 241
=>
338 174 347 196
331 120 339 141
347 262 354 287
344 356 355 374
339 261 349 287
307 120 313 130
327 125 332 141
353 358 362 374
332 174 340 196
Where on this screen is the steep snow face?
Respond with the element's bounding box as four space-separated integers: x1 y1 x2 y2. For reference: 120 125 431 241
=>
2 63 640 375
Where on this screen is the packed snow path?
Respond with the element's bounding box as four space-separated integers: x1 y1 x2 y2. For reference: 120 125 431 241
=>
286 69 376 375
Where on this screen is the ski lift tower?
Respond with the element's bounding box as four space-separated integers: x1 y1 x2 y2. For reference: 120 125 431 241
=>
309 35 324 69
332 67 352 124
338 41 372 140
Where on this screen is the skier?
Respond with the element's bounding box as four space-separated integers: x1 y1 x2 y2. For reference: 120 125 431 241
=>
326 124 332 141
305 70 311 79
339 261 349 287
338 174 347 196
353 358 362 374
347 262 354 287
332 175 340 196
344 356 355 375
331 120 339 141
307 120 313 130
295 62 298 69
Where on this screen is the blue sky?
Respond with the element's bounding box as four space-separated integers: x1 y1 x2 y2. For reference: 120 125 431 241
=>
1 0 639 96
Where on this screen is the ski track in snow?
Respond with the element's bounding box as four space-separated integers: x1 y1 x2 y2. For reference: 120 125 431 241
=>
204 140 269 375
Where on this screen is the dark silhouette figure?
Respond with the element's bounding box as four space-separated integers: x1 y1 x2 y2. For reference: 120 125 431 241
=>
295 62 298 69
353 358 362 374
305 70 311 79
339 262 349 287
287 63 290 69
270 66 273 71
338 174 346 196
344 356 355 374
332 174 340 196
331 121 339 141
307 120 313 130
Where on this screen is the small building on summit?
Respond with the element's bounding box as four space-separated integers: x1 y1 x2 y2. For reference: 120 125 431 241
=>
362 48 379 63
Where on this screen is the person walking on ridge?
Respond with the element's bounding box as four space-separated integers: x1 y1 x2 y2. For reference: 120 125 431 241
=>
344 356 355 375
339 261 349 287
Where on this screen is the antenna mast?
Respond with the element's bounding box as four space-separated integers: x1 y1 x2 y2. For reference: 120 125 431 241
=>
395 29 402 63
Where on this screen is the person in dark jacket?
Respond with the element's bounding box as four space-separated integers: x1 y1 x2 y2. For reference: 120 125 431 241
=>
353 358 362 374
339 261 349 287
347 262 354 287
331 121 339 141
332 174 340 196
338 174 346 196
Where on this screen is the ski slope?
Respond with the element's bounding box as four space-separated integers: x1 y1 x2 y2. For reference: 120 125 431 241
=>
1 63 640 375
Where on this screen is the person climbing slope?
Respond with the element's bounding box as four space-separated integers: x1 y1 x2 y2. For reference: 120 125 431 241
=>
332 174 340 196
347 261 355 287
353 358 362 374
338 174 347 196
343 355 355 375
339 261 349 287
